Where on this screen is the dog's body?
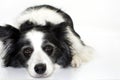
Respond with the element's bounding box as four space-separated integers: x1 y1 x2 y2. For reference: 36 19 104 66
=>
0 5 93 78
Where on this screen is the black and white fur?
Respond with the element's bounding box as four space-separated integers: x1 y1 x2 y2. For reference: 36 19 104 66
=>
0 5 93 78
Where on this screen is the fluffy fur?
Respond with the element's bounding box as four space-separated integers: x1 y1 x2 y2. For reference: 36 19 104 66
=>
0 5 93 78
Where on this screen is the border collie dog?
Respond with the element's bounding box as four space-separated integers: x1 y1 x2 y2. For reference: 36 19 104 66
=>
0 5 93 78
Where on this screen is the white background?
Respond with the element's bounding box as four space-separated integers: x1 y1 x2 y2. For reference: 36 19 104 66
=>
0 0 120 80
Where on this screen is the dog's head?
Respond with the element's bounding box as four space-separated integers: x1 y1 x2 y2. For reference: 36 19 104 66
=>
1 5 73 77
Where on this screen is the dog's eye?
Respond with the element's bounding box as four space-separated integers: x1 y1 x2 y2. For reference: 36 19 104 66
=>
23 47 33 57
43 45 53 55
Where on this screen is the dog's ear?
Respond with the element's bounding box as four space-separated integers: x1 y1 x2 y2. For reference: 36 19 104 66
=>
56 41 72 67
0 25 23 67
0 25 20 43
50 22 72 67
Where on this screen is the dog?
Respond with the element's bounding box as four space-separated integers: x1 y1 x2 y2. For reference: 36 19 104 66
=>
0 5 93 78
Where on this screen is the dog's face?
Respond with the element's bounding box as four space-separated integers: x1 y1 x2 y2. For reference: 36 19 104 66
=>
1 5 73 78
18 30 56 77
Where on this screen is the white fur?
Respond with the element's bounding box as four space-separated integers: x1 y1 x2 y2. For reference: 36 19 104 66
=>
15 7 65 28
26 30 54 77
0 41 4 56
66 27 94 67
0 41 12 66
0 41 4 66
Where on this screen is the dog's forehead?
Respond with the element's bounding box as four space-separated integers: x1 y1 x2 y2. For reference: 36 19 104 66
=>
16 7 65 28
25 30 44 50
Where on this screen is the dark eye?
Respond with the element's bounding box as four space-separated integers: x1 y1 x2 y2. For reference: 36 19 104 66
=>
23 47 33 57
43 45 53 55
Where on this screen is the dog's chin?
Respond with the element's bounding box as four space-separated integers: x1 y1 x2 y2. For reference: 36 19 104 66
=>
28 70 54 78
29 72 53 78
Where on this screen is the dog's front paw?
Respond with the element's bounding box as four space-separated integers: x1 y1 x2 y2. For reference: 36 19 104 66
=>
71 46 94 68
71 54 82 68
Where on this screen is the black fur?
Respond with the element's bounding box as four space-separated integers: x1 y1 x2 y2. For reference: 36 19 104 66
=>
20 21 34 33
0 25 20 44
3 37 31 67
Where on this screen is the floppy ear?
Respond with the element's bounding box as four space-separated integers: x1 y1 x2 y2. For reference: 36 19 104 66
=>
56 41 72 67
49 22 72 67
0 25 20 44
0 25 24 67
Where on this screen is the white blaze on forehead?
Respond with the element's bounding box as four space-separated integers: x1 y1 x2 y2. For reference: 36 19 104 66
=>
26 30 44 50
15 7 65 28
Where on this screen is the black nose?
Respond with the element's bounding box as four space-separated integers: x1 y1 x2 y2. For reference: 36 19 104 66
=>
34 63 46 74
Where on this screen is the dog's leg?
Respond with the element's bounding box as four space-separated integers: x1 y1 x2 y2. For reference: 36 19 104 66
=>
66 27 93 68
